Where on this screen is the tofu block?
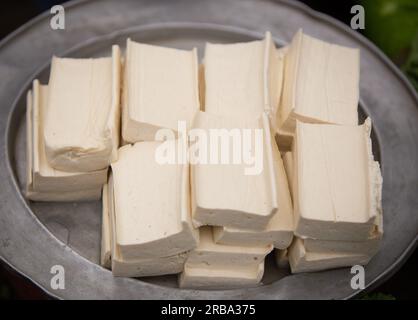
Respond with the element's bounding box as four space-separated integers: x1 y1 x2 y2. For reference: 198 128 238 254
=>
204 32 282 125
187 227 272 268
293 119 382 241
191 111 278 230
288 238 370 273
104 177 188 277
110 142 198 260
26 80 107 194
44 45 121 172
122 40 200 142
179 261 264 289
212 143 293 249
279 30 359 133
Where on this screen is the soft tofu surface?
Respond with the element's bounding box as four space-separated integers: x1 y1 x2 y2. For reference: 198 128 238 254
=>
111 142 198 260
27 81 107 193
213 143 293 249
44 46 121 172
279 30 359 133
191 111 278 230
187 227 272 268
104 177 188 277
122 40 200 142
293 120 380 241
204 32 282 126
288 238 370 273
179 261 264 289
282 151 294 200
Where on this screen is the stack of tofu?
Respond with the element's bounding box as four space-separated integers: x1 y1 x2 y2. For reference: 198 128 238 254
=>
26 46 121 201
26 29 383 289
276 30 383 273
184 33 293 288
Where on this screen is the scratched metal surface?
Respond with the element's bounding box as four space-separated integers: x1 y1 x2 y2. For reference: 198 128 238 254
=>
0 0 417 299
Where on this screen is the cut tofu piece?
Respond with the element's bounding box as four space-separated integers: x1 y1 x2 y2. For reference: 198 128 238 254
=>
212 143 293 249
104 176 188 277
191 111 278 230
288 238 370 273
122 40 200 142
179 261 264 289
279 30 359 133
110 142 198 260
187 227 272 268
26 80 107 194
101 183 112 269
293 119 381 241
204 32 282 126
44 45 121 172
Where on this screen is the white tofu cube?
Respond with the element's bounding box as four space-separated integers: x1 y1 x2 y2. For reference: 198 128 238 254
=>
110 142 198 260
279 30 359 133
122 40 200 142
44 46 121 172
204 32 282 126
293 120 382 241
288 238 371 273
191 111 278 230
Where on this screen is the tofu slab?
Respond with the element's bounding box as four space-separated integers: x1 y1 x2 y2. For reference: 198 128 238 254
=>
293 119 382 241
44 45 121 172
191 111 278 230
279 30 359 133
122 40 200 142
288 238 370 273
26 81 107 194
110 142 198 260
282 151 294 200
212 143 293 249
187 227 272 268
103 178 188 277
179 261 264 289
204 32 282 126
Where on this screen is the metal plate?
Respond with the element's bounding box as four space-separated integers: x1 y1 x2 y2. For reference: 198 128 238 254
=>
0 0 417 300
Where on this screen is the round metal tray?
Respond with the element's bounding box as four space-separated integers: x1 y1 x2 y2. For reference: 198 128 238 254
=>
0 0 417 300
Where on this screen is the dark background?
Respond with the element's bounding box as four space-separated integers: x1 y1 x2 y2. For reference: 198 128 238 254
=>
0 0 417 300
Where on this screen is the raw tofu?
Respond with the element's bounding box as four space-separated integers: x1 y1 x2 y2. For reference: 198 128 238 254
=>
44 45 121 172
179 261 264 289
204 32 282 126
104 177 188 277
27 80 107 194
122 40 200 142
279 30 359 133
288 238 370 273
187 227 272 268
110 142 198 260
293 120 382 241
191 111 278 230
212 143 293 249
